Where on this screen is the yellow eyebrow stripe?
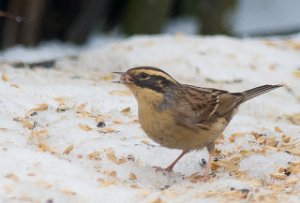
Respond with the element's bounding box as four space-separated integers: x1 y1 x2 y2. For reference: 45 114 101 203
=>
133 69 176 83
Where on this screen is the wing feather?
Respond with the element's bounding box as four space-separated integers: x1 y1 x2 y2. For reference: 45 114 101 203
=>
169 84 244 127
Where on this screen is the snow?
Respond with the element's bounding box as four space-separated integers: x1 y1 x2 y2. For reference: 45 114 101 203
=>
0 34 122 63
0 34 300 202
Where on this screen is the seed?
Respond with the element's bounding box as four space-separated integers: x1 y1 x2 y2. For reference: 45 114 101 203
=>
97 121 106 128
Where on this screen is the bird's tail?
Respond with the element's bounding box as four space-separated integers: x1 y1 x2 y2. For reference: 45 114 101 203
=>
242 84 283 102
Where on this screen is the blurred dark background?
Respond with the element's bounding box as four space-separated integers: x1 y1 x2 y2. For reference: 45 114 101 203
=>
0 0 300 49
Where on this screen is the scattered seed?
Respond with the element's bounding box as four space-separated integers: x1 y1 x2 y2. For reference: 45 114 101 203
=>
199 158 207 167
5 173 19 181
76 103 87 113
287 149 300 156
10 84 19 88
274 126 283 132
293 70 300 78
30 112 38 116
282 134 291 143
288 113 300 125
113 119 123 124
2 73 9 82
54 96 68 105
38 142 51 152
229 132 245 143
25 104 48 117
56 105 71 112
95 116 108 123
79 123 93 131
88 151 101 160
288 161 300 174
187 173 204 183
141 140 150 145
102 74 113 81
97 121 106 128
30 130 48 139
127 154 135 161
286 176 299 184
60 189 76 196
213 157 219 162
149 197 166 203
271 172 286 180
14 117 37 129
284 168 291 176
98 179 116 187
103 170 117 177
121 107 131 114
63 144 74 155
257 136 266 145
98 128 115 133
106 149 127 165
130 184 140 189
160 185 170 190
266 136 278 147
129 172 137 180
46 199 53 203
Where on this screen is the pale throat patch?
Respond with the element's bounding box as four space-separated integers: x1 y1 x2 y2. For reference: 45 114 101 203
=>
130 85 164 105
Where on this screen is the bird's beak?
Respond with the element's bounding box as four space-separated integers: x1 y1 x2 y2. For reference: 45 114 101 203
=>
112 72 133 84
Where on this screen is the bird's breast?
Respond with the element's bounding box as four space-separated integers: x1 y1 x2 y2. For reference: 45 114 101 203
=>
137 101 228 150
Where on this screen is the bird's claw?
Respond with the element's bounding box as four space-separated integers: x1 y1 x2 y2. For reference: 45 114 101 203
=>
200 175 210 182
153 166 172 174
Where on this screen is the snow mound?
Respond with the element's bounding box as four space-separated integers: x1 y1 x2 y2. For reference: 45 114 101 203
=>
0 34 300 202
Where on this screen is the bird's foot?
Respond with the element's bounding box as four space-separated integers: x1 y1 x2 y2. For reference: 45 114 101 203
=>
153 166 173 174
200 175 210 182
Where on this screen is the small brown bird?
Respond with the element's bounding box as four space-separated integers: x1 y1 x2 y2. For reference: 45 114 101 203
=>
114 66 282 180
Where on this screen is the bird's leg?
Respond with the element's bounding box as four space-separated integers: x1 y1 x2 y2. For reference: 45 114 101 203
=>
165 150 189 172
202 142 215 181
154 150 188 172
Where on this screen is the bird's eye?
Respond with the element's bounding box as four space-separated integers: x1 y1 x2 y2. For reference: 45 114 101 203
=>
139 73 150 80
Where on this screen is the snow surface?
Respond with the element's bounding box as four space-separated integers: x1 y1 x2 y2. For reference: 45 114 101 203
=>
0 34 300 202
0 34 122 63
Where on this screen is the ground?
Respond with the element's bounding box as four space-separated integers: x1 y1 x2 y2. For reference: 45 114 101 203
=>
0 35 300 203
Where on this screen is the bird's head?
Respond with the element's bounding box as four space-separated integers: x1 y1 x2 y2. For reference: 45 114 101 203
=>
113 66 178 102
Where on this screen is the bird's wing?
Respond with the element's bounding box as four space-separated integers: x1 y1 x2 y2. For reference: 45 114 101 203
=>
172 84 244 127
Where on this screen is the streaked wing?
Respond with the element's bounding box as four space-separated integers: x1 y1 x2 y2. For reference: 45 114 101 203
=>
172 84 244 126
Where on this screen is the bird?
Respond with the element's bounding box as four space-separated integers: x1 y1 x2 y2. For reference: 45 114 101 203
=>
114 66 282 181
